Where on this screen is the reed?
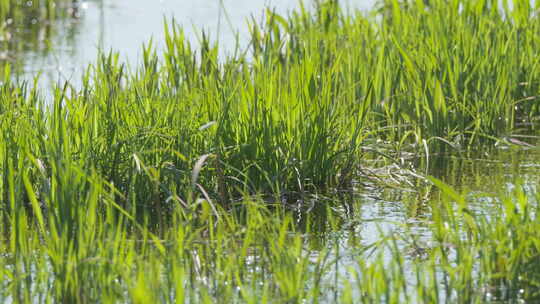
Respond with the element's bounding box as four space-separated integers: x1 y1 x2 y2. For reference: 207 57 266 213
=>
1 0 540 302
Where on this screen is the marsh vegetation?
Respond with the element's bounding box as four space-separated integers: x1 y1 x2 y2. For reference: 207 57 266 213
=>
1 0 540 302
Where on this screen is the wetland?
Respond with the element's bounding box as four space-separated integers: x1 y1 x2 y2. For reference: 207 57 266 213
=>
1 0 540 303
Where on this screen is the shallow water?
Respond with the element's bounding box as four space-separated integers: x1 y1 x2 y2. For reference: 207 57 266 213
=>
3 0 376 87
3 0 537 86
324 146 540 301
2 1 540 302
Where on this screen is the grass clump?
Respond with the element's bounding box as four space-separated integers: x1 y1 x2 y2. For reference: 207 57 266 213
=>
2 0 540 208
1 0 540 302
2 169 540 303
371 0 540 150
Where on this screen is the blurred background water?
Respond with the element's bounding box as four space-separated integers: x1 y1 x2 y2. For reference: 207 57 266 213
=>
1 0 376 86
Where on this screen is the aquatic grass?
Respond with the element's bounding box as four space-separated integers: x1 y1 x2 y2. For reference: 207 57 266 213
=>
2 156 540 302
361 0 538 151
4 176 538 303
1 0 540 302
4 0 539 212
337 176 540 303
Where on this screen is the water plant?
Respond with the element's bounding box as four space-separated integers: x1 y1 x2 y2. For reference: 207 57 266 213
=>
1 0 540 302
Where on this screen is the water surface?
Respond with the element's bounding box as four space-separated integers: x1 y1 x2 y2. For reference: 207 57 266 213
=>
5 0 376 86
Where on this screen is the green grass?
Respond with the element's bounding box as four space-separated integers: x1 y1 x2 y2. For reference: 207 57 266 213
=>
1 0 540 302
2 167 540 303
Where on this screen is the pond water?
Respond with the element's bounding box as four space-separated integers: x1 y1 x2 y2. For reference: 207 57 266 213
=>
316 146 540 302
3 0 376 86
2 1 540 302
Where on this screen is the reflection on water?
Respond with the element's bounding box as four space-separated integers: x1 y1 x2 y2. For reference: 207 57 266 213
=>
324 147 540 301
272 146 540 302
0 0 83 78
